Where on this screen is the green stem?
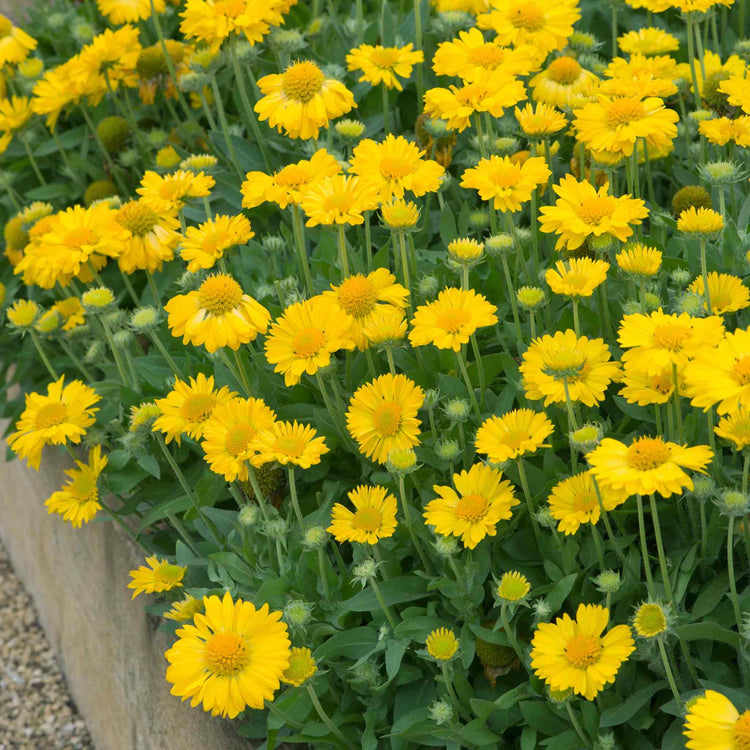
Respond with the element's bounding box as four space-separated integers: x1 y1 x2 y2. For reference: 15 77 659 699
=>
292 205 314 295
727 516 743 633
287 467 305 528
657 636 683 708
208 72 244 179
685 17 702 109
317 548 330 598
370 577 398 629
397 474 434 574
517 459 542 550
30 331 58 379
397 231 412 309
382 84 390 134
565 702 592 749
148 331 181 376
58 337 93 380
470 334 486 405
637 494 655 596
247 466 272 523
699 239 713 315
649 494 675 607
22 138 46 186
500 602 527 668
414 0 423 103
455 349 481 419
672 363 685 444
305 683 356 749
337 224 350 278
501 255 523 350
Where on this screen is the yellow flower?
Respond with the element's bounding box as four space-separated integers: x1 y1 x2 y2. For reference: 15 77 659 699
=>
431 0 489 10
45 445 108 528
32 57 94 130
380 198 420 229
409 288 497 351
156 145 181 169
616 244 662 277
719 73 750 114
255 60 356 140
164 595 204 622
346 373 424 464
539 175 649 252
362 306 408 347
7 377 100 471
599 55 681 98
165 273 271 352
328 485 398 544
548 470 628 535
114 199 181 274
349 134 445 201
241 148 341 209
545 258 609 298
476 0 581 55
7 298 39 328
432 27 541 81
97 0 165 24
0 14 37 67
618 310 725 376
46 298 85 330
201 397 277 482
346 43 423 91
587 436 713 498
264 295 356 386
129 402 161 431
530 56 599 109
73 26 141 90
699 115 750 147
683 690 750 750
152 373 237 444
425 628 459 661
127 556 186 598
475 409 554 463
496 571 531 602
251 420 329 468
515 102 567 139
165 591 290 718
447 238 484 263
619 361 680 406
460 155 550 212
0 96 33 139
573 95 678 158
424 463 518 549
299 174 379 227
632 602 668 638
423 69 527 132
618 28 679 56
688 273 750 315
521 330 621 407
180 214 254 272
677 206 725 236
281 647 317 687
137 169 215 213
683 328 750 414
530 604 634 700
715 409 750 450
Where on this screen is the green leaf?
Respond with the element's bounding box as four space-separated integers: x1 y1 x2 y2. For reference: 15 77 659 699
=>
439 205 458 246
599 681 666 727
677 622 740 647
340 576 429 614
385 638 409 680
208 551 256 586
458 720 500 745
691 573 730 620
315 626 379 660
518 702 569 736
138 495 191 532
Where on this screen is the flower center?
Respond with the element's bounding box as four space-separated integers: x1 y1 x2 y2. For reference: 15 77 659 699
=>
547 57 582 85
733 356 750 385
626 436 672 471
353 506 383 532
606 97 647 126
577 196 614 224
154 561 185 584
436 308 472 333
182 393 216 423
275 435 306 457
69 473 98 502
0 17 12 37
337 276 378 318
455 493 488 522
467 45 505 69
373 401 402 436
542 347 587 378
117 202 159 236
565 634 602 669
509 4 545 30
322 191 356 213
197 275 243 316
34 402 67 429
734 712 750 750
650 373 673 395
730 416 750 438
64 227 97 249
652 323 691 350
502 427 530 448
225 424 255 456
636 604 667 635
282 61 325 103
292 326 326 358
276 164 311 190
204 632 249 677
572 489 598 514
488 165 520 187
379 155 414 180
370 48 400 69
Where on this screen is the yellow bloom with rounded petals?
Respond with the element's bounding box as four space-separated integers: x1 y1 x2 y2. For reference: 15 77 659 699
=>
0 14 36 67
545 258 609 298
180 214 254 272
114 199 181 274
300 174 379 227
475 409 554 463
619 361 680 406
45 446 108 528
137 170 215 213
281 647 317 687
616 244 662 277
97 0 165 24
251 420 329 468
714 409 750 451
426 628 459 660
328 485 398 544
530 56 599 109
515 102 567 139
599 55 681 98
683 690 750 750
127 556 186 598
699 115 750 147
460 155 550 212
688 273 750 316
164 596 204 623
346 43 423 91
618 28 679 56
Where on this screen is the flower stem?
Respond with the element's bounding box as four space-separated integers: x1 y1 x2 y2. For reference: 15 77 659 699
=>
500 255 524 350
699 239 713 315
208 72 244 180
649 494 675 607
500 602 526 668
291 205 314 295
593 477 638 580
397 474 434 574
370 577 398 629
317 548 331 598
287 467 305 528
382 84 390 133
30 331 58 380
337 224 351 278
565 702 592 749
454 349 481 419
636 494 656 597
516 459 542 551
305 683 356 749
148 331 181 376
727 516 744 633
657 636 683 709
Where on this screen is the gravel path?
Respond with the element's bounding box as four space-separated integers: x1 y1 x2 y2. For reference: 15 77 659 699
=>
0 541 92 749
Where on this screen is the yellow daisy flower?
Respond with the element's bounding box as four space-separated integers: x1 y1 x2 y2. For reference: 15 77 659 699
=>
127 556 186 598
299 174 380 227
426 628 459 660
683 691 750 749
164 595 204 622
250 420 329 469
264 295 356 386
688 273 750 316
97 0 166 24
73 26 141 90
165 273 271 353
515 102 568 139
44 445 108 528
362 306 408 348
548 470 628 535
632 602 668 638
346 43 423 91
587 436 713 498
255 60 357 140
52 297 86 332
529 56 599 109
424 463 519 549
281 647 317 687
599 55 682 98
530 604 634 700
714 409 750 451
719 73 750 115
475 409 554 463
114 199 181 274
460 155 550 212
346 373 424 464
328 485 398 544
165 591 290 718
137 170 215 213
545 258 609 298
201 397 278 482
180 214 254 272
677 206 724 236
409 288 497 351
0 14 37 67
7 377 100 471
618 28 679 56
496 571 531 602
616 244 662 278
619 361 680 406
699 116 750 147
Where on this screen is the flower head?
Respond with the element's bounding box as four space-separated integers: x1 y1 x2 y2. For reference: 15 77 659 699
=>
548 471 628 535
545 258 609 298
281 647 317 687
346 43 423 90
426 628 459 661
683 690 750 750
632 602 669 638
180 214 254 272
460 155 550 212
328 485 398 544
496 571 531 602
45 445 108 527
251 420 329 468
127 556 186 598
677 206 725 237
475 409 554 463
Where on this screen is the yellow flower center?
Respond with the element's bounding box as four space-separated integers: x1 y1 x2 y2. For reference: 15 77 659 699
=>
0 17 13 37
370 47 400 69
572 490 598 514
730 416 750 438
182 393 215 423
372 401 402 436
455 493 488 522
734 712 750 750
436 308 472 333
34 402 67 429
577 196 614 224
635 603 667 636
626 436 672 471
353 506 383 532
323 191 356 213
542 347 587 376
379 154 414 179
382 203 419 227
69 472 98 502
652 323 691 350
292 326 326 358
606 97 646 126
565 634 602 668
501 428 530 449
204 632 249 677
225 424 254 456
509 4 545 31
197 275 243 316
467 45 505 69
546 57 582 85
116 202 159 236
649 373 673 395
427 632 458 660
282 61 325 103
337 276 378 318
733 356 750 385
275 434 306 457
154 561 185 584
64 227 97 249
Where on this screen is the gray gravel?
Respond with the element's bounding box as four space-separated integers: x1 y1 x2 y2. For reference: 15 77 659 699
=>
0 541 92 749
